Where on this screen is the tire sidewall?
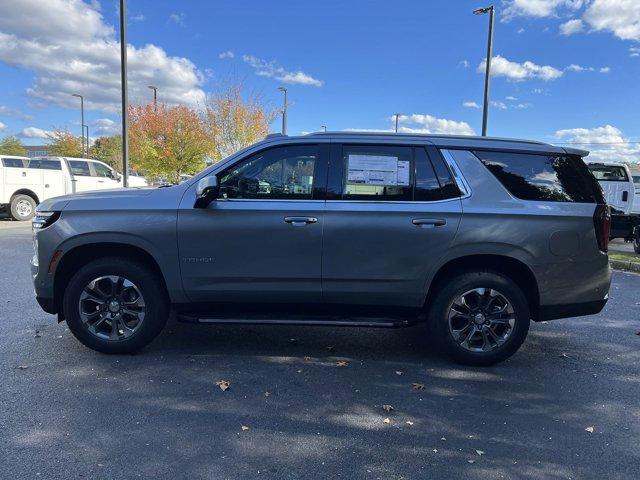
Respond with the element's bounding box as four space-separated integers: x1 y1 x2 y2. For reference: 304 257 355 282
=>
63 257 168 354
430 271 530 366
10 194 36 221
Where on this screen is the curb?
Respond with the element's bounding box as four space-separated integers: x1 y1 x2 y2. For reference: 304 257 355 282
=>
610 259 640 273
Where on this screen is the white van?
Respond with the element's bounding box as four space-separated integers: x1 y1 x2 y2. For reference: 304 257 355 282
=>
1 156 147 220
632 172 640 215
585 161 636 215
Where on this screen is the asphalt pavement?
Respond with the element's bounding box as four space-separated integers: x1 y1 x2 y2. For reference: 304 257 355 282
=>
1 219 639 480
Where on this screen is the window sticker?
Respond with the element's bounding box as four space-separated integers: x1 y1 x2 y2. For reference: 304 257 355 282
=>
347 155 410 186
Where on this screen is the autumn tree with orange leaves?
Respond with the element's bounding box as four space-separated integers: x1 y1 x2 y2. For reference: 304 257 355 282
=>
128 104 213 184
204 85 277 162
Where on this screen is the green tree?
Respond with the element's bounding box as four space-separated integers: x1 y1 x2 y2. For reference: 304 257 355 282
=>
47 130 83 157
0 136 27 156
90 135 123 172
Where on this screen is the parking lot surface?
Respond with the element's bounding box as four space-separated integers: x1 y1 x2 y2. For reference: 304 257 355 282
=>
1 219 639 480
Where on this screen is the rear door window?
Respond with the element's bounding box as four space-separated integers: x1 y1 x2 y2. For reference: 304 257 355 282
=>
68 160 91 176
474 150 604 203
2 158 27 168
587 165 629 182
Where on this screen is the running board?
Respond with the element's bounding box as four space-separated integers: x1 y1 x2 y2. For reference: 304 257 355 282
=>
177 314 411 328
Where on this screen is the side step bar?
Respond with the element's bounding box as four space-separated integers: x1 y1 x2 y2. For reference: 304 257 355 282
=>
177 314 412 328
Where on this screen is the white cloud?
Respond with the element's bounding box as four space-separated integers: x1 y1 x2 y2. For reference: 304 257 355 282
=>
479 55 564 81
583 0 640 41
0 0 205 113
459 59 470 68
565 64 594 72
517 27 526 34
19 127 54 139
503 0 585 20
169 12 185 26
463 101 480 109
218 51 235 59
515 102 533 109
92 118 119 136
505 96 518 100
599 66 611 73
630 47 640 57
491 100 508 110
0 105 32 120
395 114 476 136
0 121 6 131
559 18 584 35
242 55 323 87
554 125 640 163
130 13 145 22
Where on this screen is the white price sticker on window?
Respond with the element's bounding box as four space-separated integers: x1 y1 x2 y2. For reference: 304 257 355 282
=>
347 155 410 186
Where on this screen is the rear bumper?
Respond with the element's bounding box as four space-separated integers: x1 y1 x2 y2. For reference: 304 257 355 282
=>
537 299 607 322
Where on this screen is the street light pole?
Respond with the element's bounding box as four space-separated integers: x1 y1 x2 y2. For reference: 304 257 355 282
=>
474 5 495 137
278 87 288 135
148 85 158 112
119 0 129 187
394 113 400 133
321 125 327 132
84 125 89 155
72 94 84 155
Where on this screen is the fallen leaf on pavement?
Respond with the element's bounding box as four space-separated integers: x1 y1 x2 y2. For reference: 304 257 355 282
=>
382 404 394 412
383 418 391 424
559 353 569 359
467 459 476 464
412 383 425 390
215 380 230 391
585 426 594 433
16 365 28 370
476 450 485 456
395 371 403 376
264 391 270 397
336 361 349 367
406 421 414 426
241 425 250 431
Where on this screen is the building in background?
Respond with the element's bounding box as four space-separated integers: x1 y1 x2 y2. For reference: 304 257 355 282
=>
24 145 50 158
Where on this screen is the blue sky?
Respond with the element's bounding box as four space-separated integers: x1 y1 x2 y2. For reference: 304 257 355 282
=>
0 0 639 162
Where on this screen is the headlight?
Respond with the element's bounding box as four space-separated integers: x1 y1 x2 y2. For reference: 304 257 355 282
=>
32 211 60 231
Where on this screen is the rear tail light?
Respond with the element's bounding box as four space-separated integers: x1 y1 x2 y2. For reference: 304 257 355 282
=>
593 204 611 252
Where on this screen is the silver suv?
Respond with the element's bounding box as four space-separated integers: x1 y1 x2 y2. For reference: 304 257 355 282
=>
31 133 612 365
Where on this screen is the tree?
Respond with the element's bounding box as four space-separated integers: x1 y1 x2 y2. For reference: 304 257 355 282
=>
47 130 83 157
90 135 123 172
129 104 212 184
204 85 276 162
0 136 27 156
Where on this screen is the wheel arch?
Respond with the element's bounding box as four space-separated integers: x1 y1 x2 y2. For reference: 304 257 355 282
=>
424 254 540 321
53 242 169 321
11 189 40 204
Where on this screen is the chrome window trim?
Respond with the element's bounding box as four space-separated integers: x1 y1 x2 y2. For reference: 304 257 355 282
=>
440 149 472 199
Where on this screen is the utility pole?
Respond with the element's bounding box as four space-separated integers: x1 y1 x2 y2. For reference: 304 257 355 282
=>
394 113 400 133
120 0 129 187
474 5 495 137
278 87 288 135
84 125 89 156
148 85 158 112
72 94 84 155
321 125 327 132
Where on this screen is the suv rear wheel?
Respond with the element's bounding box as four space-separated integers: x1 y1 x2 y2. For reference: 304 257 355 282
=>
429 270 530 366
63 257 169 354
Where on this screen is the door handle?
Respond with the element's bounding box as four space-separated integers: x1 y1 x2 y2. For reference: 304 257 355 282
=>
412 218 446 227
97 180 105 183
284 216 318 226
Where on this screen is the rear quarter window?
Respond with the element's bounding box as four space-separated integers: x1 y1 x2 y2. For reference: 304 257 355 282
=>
474 150 604 203
587 165 629 182
2 158 27 168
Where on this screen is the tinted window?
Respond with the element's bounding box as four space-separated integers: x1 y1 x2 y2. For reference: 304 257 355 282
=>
341 145 413 201
430 149 461 199
633 175 640 186
219 145 317 199
475 151 604 203
587 164 629 182
414 148 444 201
92 162 113 177
2 158 26 168
69 160 91 176
28 159 61 170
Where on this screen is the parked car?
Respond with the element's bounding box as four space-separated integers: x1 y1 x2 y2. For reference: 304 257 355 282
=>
31 133 611 365
0 156 147 220
585 161 640 244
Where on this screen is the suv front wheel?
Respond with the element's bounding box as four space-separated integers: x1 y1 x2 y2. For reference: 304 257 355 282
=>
429 270 530 366
63 257 169 354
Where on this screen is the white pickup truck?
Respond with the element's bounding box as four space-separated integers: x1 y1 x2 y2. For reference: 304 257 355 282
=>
0 156 147 220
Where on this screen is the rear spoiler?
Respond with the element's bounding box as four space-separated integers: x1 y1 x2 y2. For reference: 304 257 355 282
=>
562 146 589 157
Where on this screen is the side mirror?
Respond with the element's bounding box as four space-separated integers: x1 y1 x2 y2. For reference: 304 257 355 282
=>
194 176 219 208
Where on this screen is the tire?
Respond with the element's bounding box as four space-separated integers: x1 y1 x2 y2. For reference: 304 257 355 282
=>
10 194 36 221
634 237 640 254
428 270 530 366
63 257 169 354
